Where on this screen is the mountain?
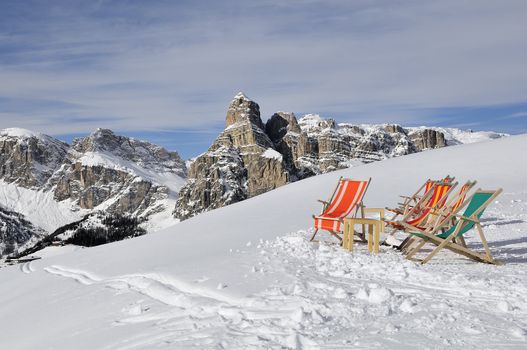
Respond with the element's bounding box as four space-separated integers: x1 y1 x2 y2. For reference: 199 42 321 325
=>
51 128 186 219
1 135 525 349
0 94 508 247
0 128 187 238
174 93 289 219
175 93 508 220
0 205 46 257
0 128 69 188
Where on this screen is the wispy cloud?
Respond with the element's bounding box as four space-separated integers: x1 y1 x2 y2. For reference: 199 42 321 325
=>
0 0 526 138
503 111 527 119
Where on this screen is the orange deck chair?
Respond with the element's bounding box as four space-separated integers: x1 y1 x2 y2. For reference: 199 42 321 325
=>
310 177 371 242
386 181 457 238
387 175 454 221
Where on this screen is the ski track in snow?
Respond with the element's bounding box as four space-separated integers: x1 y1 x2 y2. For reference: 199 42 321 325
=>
39 192 527 349
19 261 35 274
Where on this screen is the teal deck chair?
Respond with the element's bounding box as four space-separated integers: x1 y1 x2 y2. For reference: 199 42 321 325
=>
404 188 503 264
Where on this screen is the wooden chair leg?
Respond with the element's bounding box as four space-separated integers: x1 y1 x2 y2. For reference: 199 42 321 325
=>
343 223 349 250
374 223 380 255
476 223 493 262
407 236 428 254
310 229 319 242
399 236 413 252
367 224 373 253
397 235 412 250
350 223 355 252
330 231 343 244
406 239 427 260
361 205 366 239
421 235 456 264
455 236 467 248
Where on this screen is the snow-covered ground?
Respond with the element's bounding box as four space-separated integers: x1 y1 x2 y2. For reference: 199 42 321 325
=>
0 135 526 349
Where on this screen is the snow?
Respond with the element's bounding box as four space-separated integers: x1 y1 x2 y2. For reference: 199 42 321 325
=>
408 126 509 145
0 127 42 139
233 91 249 100
77 151 186 190
262 148 283 161
0 135 526 349
0 180 87 232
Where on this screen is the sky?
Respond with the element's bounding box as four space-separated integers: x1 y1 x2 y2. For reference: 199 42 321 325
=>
1 0 527 158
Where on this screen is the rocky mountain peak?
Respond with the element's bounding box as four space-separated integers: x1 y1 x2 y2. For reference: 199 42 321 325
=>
0 128 69 188
225 92 264 130
0 127 43 140
265 112 302 144
298 114 337 133
175 94 290 220
71 129 185 173
73 128 120 153
384 124 406 134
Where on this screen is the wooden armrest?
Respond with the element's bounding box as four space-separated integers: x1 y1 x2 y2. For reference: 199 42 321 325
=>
399 195 413 199
364 207 385 220
317 199 329 204
313 216 341 221
364 207 384 211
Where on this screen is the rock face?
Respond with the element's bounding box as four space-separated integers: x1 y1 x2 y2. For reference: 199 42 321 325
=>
175 94 460 220
0 128 69 188
52 129 186 217
174 93 290 220
0 128 187 239
408 129 447 150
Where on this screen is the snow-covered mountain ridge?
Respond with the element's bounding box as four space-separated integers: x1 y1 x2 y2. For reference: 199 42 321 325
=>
0 128 187 253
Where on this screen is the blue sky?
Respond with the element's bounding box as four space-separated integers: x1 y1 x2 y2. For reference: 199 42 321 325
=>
1 0 527 159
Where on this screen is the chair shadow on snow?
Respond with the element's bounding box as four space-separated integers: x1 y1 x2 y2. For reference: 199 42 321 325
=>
473 216 527 263
481 217 525 226
469 236 527 264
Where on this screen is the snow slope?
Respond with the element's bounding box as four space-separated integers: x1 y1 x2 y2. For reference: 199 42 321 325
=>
0 135 526 349
407 126 508 145
0 180 87 231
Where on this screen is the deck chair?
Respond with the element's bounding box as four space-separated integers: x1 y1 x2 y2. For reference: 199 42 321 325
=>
387 175 454 221
404 188 503 264
385 181 457 239
310 177 371 242
399 180 477 253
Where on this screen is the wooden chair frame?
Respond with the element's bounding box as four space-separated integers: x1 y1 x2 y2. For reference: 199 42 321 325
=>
385 180 458 241
399 180 477 253
403 188 503 265
311 177 383 244
386 175 454 221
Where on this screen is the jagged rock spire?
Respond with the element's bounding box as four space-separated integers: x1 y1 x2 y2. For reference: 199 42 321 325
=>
225 92 264 130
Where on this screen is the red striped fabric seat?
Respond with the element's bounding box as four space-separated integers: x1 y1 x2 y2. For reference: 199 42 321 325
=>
405 183 452 227
314 179 369 233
